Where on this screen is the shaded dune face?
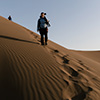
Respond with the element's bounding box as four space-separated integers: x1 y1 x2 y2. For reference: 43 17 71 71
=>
0 39 71 100
0 16 100 100
0 38 65 100
0 17 64 100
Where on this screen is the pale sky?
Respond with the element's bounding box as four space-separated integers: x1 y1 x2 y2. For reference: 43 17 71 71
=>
0 0 100 50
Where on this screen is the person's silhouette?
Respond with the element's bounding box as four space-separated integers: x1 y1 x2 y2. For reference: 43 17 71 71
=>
8 16 12 21
37 12 50 45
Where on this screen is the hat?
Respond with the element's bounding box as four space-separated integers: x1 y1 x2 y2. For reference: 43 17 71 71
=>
41 12 46 15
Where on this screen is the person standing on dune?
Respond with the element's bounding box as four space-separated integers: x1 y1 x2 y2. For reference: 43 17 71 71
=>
8 15 12 21
37 12 50 45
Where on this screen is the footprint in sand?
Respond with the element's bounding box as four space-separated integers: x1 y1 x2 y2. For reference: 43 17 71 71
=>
54 49 59 53
62 56 69 64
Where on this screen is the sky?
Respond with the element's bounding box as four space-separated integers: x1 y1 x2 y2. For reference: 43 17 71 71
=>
0 0 100 51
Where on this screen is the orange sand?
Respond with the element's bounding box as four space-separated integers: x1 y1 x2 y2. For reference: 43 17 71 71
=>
0 16 100 100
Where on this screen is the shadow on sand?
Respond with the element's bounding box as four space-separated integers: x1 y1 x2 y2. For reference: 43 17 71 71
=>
0 35 39 44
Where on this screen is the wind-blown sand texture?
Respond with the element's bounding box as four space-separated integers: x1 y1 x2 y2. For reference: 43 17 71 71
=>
0 16 100 100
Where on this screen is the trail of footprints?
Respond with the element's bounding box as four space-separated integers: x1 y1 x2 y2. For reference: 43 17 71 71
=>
30 32 99 99
52 49 94 100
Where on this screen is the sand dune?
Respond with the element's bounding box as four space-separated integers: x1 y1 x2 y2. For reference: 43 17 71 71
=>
0 16 100 100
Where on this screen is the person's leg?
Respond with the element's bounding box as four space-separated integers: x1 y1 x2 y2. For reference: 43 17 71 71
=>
45 28 48 45
40 29 44 45
41 33 44 45
45 33 48 44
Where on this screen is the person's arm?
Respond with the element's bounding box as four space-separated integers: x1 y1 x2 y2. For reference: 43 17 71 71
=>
44 17 51 27
47 20 51 27
37 19 40 31
44 17 48 24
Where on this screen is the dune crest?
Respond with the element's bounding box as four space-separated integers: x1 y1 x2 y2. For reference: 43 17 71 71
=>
0 16 100 100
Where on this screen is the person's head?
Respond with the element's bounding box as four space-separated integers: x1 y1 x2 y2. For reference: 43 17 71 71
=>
41 12 46 18
8 15 11 18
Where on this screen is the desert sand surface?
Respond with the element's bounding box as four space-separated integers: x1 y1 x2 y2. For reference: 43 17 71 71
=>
0 16 100 100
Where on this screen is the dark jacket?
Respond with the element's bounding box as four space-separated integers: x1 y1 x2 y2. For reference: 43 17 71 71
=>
37 16 50 31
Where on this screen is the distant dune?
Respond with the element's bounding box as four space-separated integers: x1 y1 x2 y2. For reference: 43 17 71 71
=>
0 16 100 100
